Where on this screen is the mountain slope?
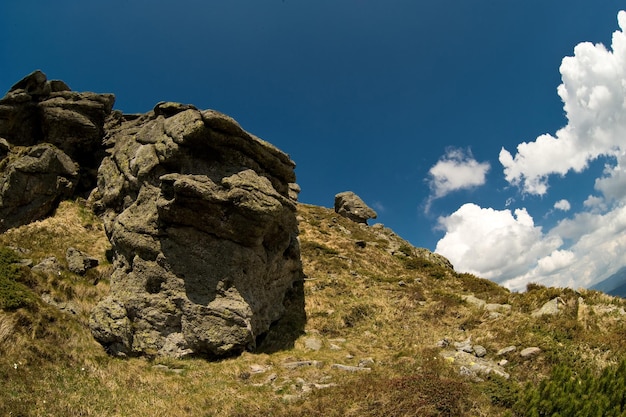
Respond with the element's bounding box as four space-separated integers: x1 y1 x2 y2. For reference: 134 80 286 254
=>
0 200 625 416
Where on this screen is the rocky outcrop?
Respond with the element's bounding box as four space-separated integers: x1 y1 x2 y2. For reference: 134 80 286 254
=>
334 191 377 225
66 247 99 275
0 143 79 232
0 70 114 231
88 102 303 358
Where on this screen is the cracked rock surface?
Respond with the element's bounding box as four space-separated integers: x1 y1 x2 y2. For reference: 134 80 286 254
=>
88 102 303 358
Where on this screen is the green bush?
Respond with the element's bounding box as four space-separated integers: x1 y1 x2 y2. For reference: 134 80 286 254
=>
0 247 36 310
513 359 626 417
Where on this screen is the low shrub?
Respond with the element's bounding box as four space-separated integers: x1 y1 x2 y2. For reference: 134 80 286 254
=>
0 247 36 311
513 359 626 417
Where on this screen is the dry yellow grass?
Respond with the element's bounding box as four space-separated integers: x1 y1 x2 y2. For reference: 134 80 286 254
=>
0 201 624 416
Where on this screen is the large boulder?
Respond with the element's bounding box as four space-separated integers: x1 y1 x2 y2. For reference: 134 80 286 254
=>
0 70 115 194
0 142 79 232
88 102 303 358
334 191 377 225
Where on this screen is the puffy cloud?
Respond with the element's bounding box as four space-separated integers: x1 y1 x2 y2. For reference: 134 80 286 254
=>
435 203 561 288
594 152 626 203
499 11 626 196
426 148 490 211
583 195 607 213
435 12 626 291
436 202 626 291
553 199 571 211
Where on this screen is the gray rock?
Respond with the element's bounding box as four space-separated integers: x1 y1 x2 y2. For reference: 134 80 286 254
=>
331 364 372 372
358 358 375 367
66 247 99 275
88 105 303 358
334 191 377 224
282 361 323 369
0 143 79 232
532 297 563 317
0 70 114 196
304 337 323 351
496 346 517 356
440 350 510 379
473 345 487 358
520 347 541 358
485 303 512 314
32 257 62 275
454 337 474 353
462 295 486 308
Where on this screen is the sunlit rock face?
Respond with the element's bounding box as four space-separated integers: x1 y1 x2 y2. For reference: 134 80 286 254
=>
89 102 303 358
0 70 114 231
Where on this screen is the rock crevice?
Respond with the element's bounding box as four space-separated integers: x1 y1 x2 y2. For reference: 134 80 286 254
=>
88 101 303 358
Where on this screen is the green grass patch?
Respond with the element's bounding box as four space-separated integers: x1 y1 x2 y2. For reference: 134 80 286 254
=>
0 247 36 310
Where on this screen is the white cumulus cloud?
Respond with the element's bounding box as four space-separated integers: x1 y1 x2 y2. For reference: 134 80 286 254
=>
435 202 626 291
435 203 561 289
435 11 626 292
425 148 490 211
553 199 571 211
499 10 626 196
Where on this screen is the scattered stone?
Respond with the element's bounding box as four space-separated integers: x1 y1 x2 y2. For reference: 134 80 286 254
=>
32 257 62 275
331 364 372 372
334 191 377 224
358 358 375 367
151 364 185 374
454 337 474 353
473 345 487 358
66 247 99 275
304 337 323 351
40 293 78 315
436 338 450 348
532 297 564 317
496 346 517 356
462 295 486 309
440 350 510 379
498 359 508 366
282 361 323 369
313 383 337 389
520 347 541 358
329 344 342 351
485 303 512 314
249 364 271 374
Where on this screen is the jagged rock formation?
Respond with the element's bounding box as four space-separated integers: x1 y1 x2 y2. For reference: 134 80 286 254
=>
0 70 114 231
0 143 79 232
334 191 377 225
88 101 303 358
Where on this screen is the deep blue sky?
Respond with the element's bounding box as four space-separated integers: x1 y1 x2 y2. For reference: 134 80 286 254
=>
2 1 625 290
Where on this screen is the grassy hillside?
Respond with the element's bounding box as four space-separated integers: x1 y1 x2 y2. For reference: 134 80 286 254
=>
0 200 625 416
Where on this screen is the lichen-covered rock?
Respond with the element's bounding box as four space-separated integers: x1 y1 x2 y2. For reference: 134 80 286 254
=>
66 247 99 275
0 70 114 194
0 143 79 232
334 191 377 224
89 102 303 358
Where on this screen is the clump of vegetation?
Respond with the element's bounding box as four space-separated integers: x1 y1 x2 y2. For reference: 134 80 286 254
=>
513 359 626 417
269 352 472 417
456 272 510 303
0 247 36 310
300 239 339 256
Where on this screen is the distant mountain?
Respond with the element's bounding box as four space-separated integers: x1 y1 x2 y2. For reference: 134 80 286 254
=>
591 266 626 297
